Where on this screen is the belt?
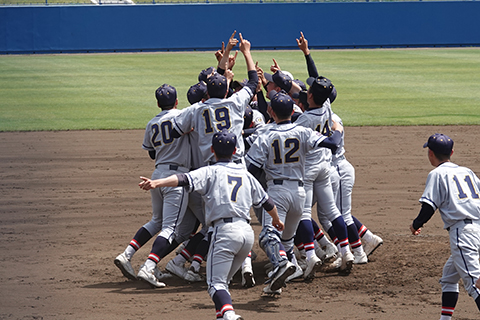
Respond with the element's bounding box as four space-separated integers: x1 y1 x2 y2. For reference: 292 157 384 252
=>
446 219 472 231
273 179 304 187
155 164 180 171
211 217 250 227
209 159 243 166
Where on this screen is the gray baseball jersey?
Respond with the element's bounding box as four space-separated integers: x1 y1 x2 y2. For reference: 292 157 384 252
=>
142 108 191 169
294 100 333 167
246 122 327 182
420 162 480 229
420 162 480 301
172 87 254 164
330 113 346 163
185 161 269 226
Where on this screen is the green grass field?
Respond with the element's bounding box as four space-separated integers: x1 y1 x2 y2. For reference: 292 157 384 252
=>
1 48 479 131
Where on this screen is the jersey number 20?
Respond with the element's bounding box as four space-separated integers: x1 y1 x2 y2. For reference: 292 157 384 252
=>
151 121 174 147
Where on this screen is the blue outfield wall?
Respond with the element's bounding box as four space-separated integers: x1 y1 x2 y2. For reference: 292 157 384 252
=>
1 2 479 54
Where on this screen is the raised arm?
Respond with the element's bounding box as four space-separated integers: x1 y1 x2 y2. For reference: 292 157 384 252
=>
217 31 239 72
238 33 258 93
297 32 319 78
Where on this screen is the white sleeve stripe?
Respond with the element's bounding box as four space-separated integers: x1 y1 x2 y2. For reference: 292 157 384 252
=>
172 118 185 135
420 197 438 210
246 154 262 168
253 194 268 208
186 173 195 193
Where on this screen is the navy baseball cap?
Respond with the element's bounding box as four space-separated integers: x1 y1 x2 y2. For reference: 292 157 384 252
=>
306 76 333 105
187 81 207 105
155 84 177 107
207 73 228 98
212 129 237 156
198 67 216 83
272 71 293 93
243 105 253 129
264 72 273 83
293 79 307 91
423 133 454 155
270 92 294 118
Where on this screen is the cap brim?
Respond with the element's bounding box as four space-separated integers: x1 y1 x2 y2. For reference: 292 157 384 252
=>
306 77 315 86
264 73 273 82
423 142 429 148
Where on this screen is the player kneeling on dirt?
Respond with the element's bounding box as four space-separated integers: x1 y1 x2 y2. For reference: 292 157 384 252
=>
139 129 283 320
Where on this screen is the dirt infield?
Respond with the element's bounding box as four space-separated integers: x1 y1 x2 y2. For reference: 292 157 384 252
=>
1 126 480 320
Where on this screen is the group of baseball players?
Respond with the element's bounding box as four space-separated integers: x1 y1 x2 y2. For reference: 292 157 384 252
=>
111 30 478 319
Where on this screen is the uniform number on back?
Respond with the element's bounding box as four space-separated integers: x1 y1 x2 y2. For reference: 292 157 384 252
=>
202 107 231 134
272 138 300 164
151 121 174 147
315 119 330 136
453 175 480 200
228 176 242 202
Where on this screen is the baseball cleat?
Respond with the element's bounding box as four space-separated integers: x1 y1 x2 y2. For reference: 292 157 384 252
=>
154 267 172 280
222 311 244 320
137 265 166 288
262 285 282 296
340 251 354 273
286 261 303 282
363 234 383 257
353 251 368 265
184 267 204 283
303 255 322 280
322 255 342 273
166 259 187 279
322 242 339 263
241 265 255 287
268 261 296 291
114 252 137 281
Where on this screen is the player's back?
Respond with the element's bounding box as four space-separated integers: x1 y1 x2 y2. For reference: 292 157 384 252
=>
295 102 333 167
423 162 480 227
173 89 251 164
246 122 325 182
186 162 267 226
143 109 191 169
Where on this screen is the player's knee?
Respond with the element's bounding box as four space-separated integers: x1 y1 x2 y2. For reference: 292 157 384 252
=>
208 284 228 298
259 226 280 250
143 221 162 236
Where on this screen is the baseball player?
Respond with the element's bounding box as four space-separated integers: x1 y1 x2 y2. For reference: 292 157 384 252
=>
410 133 480 318
163 81 210 283
139 129 283 320
246 92 343 294
114 84 191 287
171 31 257 166
294 76 355 273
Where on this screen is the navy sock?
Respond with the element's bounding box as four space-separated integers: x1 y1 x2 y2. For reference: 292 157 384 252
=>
149 236 170 260
352 215 363 231
212 290 233 318
441 291 458 317
130 227 153 249
347 224 361 244
296 219 315 245
331 216 348 245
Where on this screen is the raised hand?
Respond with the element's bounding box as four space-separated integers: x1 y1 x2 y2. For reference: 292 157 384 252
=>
296 31 310 55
